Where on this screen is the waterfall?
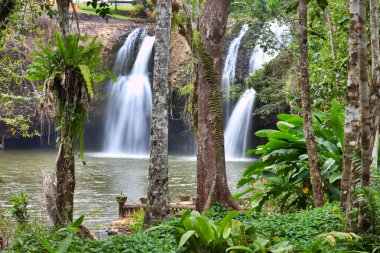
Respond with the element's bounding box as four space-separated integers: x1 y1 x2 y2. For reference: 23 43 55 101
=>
222 24 249 120
224 89 256 159
103 28 155 157
225 22 288 159
249 22 288 74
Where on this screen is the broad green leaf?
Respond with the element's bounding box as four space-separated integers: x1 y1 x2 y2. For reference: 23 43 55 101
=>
276 121 294 132
329 172 342 183
256 129 279 137
220 210 238 230
267 132 300 142
196 217 215 245
72 215 85 228
235 187 257 198
226 245 254 252
57 234 73 253
178 230 196 248
78 64 94 98
39 237 56 253
222 226 232 239
277 114 303 126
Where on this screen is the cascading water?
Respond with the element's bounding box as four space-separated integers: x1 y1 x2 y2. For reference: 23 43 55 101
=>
103 28 155 156
225 21 288 159
222 24 249 120
225 89 256 159
249 22 288 74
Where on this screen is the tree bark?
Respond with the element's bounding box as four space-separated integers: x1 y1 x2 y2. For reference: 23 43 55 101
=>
57 0 70 37
298 0 325 208
195 0 240 212
144 0 172 226
325 7 336 57
358 0 377 234
341 0 365 231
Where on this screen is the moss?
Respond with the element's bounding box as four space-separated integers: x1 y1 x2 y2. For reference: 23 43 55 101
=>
192 32 224 148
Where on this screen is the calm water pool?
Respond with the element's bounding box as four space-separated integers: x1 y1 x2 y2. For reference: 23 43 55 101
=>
0 150 250 231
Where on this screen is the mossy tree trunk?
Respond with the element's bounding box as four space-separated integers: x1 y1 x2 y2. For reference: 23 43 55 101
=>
358 0 379 234
298 0 325 208
341 0 366 231
195 0 240 212
144 0 172 226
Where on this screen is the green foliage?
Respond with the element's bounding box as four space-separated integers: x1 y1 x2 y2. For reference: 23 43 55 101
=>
251 203 365 252
27 32 105 161
7 223 178 253
236 102 345 211
353 168 380 236
247 51 293 118
9 193 29 224
149 210 291 253
39 215 84 253
86 0 112 19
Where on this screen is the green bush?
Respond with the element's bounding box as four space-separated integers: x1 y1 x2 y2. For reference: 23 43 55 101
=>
9 193 29 224
236 101 345 212
6 223 177 253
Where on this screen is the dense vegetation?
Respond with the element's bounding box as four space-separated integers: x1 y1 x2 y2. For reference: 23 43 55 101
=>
0 0 379 252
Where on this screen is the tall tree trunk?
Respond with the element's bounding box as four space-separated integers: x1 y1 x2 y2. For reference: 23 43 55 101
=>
341 0 364 231
46 1 75 225
298 0 325 207
144 0 172 226
57 0 70 37
369 0 380 168
195 0 240 212
325 7 336 57
358 0 378 234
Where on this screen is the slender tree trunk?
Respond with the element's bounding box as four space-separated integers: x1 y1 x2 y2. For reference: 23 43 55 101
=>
325 7 336 57
195 0 240 212
341 0 364 231
358 0 378 234
298 0 325 207
57 0 70 37
369 0 380 167
144 0 172 226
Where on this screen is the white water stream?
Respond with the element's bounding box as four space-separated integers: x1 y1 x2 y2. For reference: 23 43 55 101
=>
103 28 155 157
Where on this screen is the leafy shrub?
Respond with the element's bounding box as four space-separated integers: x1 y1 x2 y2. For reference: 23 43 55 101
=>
150 210 292 253
236 101 345 211
6 223 177 253
252 203 351 252
9 193 29 224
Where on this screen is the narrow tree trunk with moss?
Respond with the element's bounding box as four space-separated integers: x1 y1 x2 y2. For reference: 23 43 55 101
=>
144 0 172 226
358 0 378 234
47 0 75 225
369 0 380 167
298 0 325 208
57 0 70 37
195 0 240 212
341 0 364 231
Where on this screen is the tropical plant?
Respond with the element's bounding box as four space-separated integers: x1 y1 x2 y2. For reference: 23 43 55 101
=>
39 215 84 253
9 193 29 224
236 101 345 212
149 210 292 253
27 32 105 225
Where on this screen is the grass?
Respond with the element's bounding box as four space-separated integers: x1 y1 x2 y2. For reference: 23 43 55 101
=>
77 3 134 20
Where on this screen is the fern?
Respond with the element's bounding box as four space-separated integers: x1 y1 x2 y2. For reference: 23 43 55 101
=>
28 32 106 164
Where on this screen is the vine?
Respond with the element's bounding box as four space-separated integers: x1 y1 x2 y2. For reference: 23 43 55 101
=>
192 31 224 151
